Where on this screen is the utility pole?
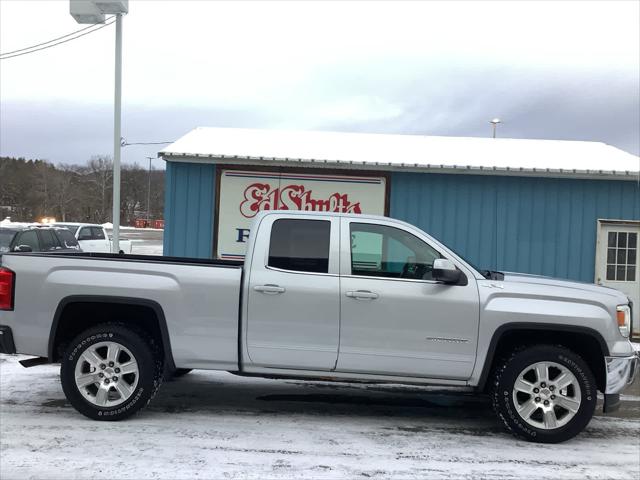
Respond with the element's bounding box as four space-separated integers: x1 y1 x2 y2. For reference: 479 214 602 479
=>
146 156 154 227
111 12 123 249
70 1 129 251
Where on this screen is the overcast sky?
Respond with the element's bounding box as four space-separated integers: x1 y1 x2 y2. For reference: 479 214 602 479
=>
1 0 638 168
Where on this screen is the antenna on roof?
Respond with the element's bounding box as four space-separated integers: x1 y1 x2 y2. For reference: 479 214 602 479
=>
490 118 502 138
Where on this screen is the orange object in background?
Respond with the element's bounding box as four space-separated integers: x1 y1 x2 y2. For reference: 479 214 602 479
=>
134 219 147 228
154 219 164 229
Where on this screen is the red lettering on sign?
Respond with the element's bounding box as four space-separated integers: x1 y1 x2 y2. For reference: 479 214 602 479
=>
239 183 362 218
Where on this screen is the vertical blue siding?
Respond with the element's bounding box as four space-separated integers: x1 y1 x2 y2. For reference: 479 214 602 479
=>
390 173 640 282
162 160 639 280
163 162 216 258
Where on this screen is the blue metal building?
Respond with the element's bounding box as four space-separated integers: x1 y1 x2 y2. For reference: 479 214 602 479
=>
160 128 639 314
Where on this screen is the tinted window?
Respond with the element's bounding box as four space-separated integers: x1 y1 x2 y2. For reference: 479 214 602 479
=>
350 223 441 280
91 227 105 240
0 230 18 253
15 230 40 251
268 219 330 273
56 230 80 249
38 229 60 251
78 227 93 240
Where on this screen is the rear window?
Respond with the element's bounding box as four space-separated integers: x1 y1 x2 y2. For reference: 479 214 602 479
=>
38 229 60 251
0 230 17 253
56 229 80 249
91 227 105 240
268 219 330 273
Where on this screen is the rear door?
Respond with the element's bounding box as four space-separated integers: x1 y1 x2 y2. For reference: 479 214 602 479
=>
245 215 340 370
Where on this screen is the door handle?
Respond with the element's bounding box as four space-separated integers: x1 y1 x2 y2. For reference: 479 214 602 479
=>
253 284 286 294
346 290 379 300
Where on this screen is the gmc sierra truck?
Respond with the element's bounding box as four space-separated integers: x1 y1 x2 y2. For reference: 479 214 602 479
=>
0 211 637 443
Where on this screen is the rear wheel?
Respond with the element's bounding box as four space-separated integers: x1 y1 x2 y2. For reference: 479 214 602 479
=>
60 323 163 420
490 344 597 443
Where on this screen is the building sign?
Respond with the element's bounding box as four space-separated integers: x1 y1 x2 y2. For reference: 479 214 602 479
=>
216 169 387 259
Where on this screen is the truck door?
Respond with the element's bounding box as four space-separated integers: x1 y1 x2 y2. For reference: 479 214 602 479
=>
246 215 340 370
336 218 480 380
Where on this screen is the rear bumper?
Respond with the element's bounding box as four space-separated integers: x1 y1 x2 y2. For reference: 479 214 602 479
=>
605 352 639 394
0 325 16 354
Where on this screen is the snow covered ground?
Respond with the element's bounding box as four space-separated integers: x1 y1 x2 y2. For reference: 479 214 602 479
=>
1 354 638 479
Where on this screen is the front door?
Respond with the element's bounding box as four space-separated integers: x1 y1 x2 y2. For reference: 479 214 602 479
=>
595 221 639 336
246 215 341 370
336 218 480 380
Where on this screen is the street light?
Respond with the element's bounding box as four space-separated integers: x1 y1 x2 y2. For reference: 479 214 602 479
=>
490 118 501 138
70 0 129 252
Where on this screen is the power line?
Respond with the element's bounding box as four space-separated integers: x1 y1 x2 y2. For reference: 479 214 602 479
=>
0 19 113 57
0 19 115 60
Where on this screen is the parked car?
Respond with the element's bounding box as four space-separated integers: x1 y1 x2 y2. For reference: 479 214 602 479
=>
0 211 637 443
53 223 132 254
0 226 81 258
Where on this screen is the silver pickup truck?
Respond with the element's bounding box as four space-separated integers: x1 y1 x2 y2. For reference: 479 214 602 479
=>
0 211 637 443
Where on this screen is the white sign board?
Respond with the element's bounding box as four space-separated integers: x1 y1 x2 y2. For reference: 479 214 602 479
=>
216 169 387 259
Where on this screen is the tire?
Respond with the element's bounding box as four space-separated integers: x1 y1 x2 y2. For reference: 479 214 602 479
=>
60 323 163 421
490 344 597 443
172 368 192 378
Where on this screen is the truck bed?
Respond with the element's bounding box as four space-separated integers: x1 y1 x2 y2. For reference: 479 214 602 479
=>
0 252 244 371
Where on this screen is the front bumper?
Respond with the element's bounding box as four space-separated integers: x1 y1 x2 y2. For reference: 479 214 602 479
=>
605 352 640 394
602 351 639 413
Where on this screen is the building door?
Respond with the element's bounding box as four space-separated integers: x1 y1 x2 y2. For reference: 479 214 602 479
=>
595 221 639 336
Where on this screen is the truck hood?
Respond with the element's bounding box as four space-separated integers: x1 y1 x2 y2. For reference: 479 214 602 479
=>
501 272 629 303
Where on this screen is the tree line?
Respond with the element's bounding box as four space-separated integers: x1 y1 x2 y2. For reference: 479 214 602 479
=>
0 156 164 225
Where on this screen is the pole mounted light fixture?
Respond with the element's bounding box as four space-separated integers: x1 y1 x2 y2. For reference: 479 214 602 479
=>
70 0 128 253
490 118 502 138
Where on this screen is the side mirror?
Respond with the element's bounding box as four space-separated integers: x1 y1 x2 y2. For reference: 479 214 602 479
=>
14 245 33 252
433 258 462 284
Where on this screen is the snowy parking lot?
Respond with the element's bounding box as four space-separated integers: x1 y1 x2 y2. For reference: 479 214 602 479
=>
0 354 638 479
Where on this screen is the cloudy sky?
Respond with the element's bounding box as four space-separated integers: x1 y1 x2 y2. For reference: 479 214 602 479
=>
1 0 638 167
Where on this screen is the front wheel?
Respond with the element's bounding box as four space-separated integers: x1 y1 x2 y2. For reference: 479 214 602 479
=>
60 323 163 421
491 345 597 443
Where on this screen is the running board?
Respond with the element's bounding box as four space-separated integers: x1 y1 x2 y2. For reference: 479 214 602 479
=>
19 357 49 368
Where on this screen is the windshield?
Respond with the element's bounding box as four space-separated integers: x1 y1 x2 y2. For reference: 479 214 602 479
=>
54 224 79 235
0 229 17 253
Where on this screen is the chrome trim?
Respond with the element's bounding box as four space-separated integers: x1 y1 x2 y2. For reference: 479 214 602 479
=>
604 353 639 394
340 273 441 285
265 265 338 278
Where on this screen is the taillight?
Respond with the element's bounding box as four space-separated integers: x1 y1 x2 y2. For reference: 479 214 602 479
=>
0 268 15 311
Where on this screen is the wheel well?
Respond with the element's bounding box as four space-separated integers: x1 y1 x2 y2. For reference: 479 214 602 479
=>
50 299 173 369
481 328 607 393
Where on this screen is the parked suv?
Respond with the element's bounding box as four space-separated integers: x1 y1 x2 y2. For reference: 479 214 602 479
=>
0 226 82 257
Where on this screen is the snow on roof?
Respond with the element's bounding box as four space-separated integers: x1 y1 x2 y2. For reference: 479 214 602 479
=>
160 127 640 180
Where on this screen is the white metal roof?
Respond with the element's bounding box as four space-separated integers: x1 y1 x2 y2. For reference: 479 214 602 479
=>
160 127 640 180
